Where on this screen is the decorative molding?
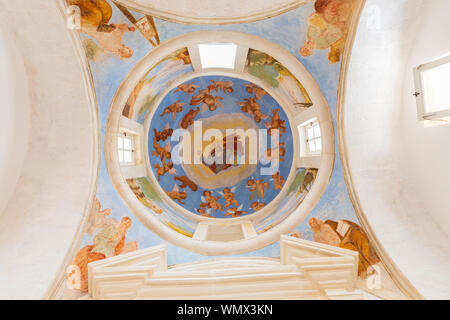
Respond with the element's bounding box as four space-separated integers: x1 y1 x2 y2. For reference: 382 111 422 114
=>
113 0 312 25
335 0 423 300
280 235 358 291
46 0 101 300
88 245 167 299
87 238 363 300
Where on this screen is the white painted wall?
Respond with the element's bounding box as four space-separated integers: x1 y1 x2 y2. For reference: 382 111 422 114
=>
344 0 450 299
0 0 96 299
400 0 450 238
0 22 30 216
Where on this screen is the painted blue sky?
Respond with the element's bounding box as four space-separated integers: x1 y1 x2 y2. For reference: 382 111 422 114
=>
148 75 294 219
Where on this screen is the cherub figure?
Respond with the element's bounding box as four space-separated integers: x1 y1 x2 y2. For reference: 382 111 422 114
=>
197 208 212 217
191 88 211 101
247 179 269 200
174 176 198 192
238 98 268 123
272 171 286 190
154 159 176 181
245 83 267 100
190 88 224 112
166 184 187 205
265 109 286 136
152 137 171 162
68 0 136 59
154 123 173 142
251 201 266 211
221 187 239 209
180 107 200 129
174 82 199 94
200 190 223 213
208 80 234 94
225 206 247 218
160 100 185 120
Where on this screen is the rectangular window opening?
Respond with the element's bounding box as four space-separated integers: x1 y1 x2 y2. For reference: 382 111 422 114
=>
118 131 135 166
414 54 450 123
298 119 322 157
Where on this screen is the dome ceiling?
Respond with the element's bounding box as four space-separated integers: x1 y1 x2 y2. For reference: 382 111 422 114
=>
104 31 335 250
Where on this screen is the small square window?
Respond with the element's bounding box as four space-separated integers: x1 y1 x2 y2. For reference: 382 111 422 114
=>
414 55 450 121
198 43 237 69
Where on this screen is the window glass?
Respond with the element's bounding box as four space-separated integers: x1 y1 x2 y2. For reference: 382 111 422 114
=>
421 61 450 113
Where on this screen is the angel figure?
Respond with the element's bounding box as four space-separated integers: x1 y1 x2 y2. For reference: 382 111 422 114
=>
251 201 266 212
225 205 247 218
166 184 187 205
174 82 199 94
265 109 287 137
154 123 173 142
247 179 269 200
238 98 268 123
271 171 286 191
152 138 171 162
160 100 185 121
190 88 224 112
218 187 239 209
154 159 176 181
208 80 234 94
197 208 212 218
245 83 267 100
200 190 223 213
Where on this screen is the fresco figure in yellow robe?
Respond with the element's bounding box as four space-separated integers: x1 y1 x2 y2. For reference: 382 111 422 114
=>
68 0 135 59
300 0 356 64
71 217 138 292
68 0 113 31
308 217 380 277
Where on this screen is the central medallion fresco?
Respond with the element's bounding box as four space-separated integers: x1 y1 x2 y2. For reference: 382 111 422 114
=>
148 76 294 219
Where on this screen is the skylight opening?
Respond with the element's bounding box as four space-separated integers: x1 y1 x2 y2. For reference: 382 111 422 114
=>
198 43 237 69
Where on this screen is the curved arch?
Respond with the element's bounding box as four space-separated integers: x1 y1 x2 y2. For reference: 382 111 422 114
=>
0 21 30 215
114 0 310 25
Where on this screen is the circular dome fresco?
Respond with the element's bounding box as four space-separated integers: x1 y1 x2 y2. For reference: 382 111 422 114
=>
148 76 294 219
105 30 335 255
